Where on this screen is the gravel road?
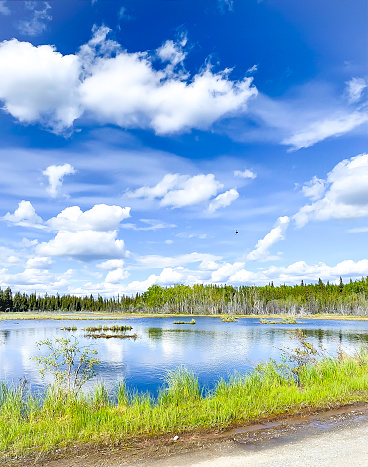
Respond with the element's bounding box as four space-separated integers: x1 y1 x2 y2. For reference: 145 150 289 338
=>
146 406 368 467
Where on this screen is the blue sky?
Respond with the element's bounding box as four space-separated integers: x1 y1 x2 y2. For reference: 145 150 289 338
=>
0 0 367 296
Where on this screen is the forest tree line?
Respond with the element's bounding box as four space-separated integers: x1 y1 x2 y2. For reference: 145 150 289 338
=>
1 276 368 315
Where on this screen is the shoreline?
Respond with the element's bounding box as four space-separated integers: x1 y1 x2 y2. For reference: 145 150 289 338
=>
2 311 368 321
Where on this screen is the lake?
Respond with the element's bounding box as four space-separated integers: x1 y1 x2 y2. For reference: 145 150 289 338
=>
1 316 368 396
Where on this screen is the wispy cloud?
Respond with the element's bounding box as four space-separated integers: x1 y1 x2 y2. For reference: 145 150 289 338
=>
246 216 290 261
127 173 223 209
345 77 367 104
283 111 368 151
230 79 367 151
234 168 257 179
0 1 10 15
177 232 208 239
121 219 176 231
16 2 52 37
136 252 221 269
218 0 233 13
207 189 239 213
246 64 258 74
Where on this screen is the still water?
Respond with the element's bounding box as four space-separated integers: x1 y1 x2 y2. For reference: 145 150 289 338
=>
1 316 368 396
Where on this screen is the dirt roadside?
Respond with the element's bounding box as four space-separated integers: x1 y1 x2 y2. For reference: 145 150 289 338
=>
2 403 368 467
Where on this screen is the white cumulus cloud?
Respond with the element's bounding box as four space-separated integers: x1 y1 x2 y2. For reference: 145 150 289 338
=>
300 176 326 201
0 39 81 132
36 230 127 261
161 174 221 208
26 256 53 269
97 259 125 270
47 204 131 232
38 204 131 261
231 259 368 285
43 163 76 198
3 203 131 262
294 153 368 227
3 200 43 228
199 260 219 271
0 27 257 134
105 267 129 283
211 262 244 282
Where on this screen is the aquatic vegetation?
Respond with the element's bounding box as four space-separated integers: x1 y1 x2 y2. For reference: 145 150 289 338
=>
281 316 297 324
221 315 238 322
83 325 133 333
83 325 103 332
260 317 276 324
60 326 77 331
102 325 133 332
173 319 196 325
260 316 298 324
83 324 136 339
84 333 137 340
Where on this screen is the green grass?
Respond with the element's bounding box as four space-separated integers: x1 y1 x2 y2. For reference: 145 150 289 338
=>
1 351 368 460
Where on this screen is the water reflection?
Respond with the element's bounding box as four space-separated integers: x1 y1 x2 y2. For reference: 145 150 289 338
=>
148 328 163 340
1 317 368 396
0 330 10 344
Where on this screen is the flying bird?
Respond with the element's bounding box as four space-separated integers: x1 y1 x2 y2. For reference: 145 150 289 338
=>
235 230 239 234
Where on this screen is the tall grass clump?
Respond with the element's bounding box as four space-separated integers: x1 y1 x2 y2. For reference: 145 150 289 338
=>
159 367 201 405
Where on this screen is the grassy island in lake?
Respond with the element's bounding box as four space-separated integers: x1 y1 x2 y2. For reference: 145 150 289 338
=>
173 319 196 324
